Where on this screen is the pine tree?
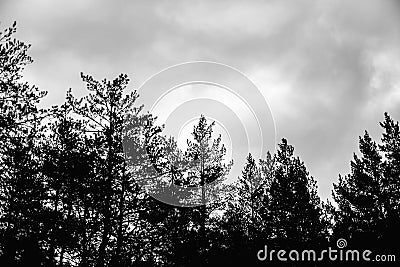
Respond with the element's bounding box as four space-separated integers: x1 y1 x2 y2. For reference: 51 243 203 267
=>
66 72 163 266
219 153 273 264
379 113 400 232
0 22 48 265
333 131 384 242
333 113 400 250
147 116 232 266
265 139 326 249
41 101 103 266
184 115 232 265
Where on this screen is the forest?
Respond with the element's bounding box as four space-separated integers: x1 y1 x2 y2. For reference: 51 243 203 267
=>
1 23 399 266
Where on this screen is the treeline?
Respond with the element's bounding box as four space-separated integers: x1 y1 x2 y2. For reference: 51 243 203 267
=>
1 23 399 267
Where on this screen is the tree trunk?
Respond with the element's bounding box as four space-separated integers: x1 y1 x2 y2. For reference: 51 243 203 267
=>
113 176 125 265
199 145 207 266
96 105 115 267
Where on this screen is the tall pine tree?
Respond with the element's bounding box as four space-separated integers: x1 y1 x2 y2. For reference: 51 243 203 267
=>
0 22 48 265
264 139 327 249
333 113 400 251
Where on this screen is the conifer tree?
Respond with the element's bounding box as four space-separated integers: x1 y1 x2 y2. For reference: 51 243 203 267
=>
66 72 163 266
333 113 400 249
0 22 48 265
184 115 232 264
149 116 232 266
265 139 326 248
219 153 272 263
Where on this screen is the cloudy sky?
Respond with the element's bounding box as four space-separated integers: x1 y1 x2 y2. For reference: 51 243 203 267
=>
1 0 399 200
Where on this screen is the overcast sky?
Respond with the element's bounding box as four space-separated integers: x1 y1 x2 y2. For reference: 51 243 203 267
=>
1 0 399 200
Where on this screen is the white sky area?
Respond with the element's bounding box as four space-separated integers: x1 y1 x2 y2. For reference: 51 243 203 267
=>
151 83 259 153
1 0 399 201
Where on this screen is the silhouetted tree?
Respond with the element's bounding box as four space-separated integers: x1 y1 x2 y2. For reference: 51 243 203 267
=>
218 153 273 263
184 115 232 265
333 113 400 252
41 101 103 266
379 112 400 241
146 116 232 266
0 22 48 266
65 72 164 266
264 139 327 249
